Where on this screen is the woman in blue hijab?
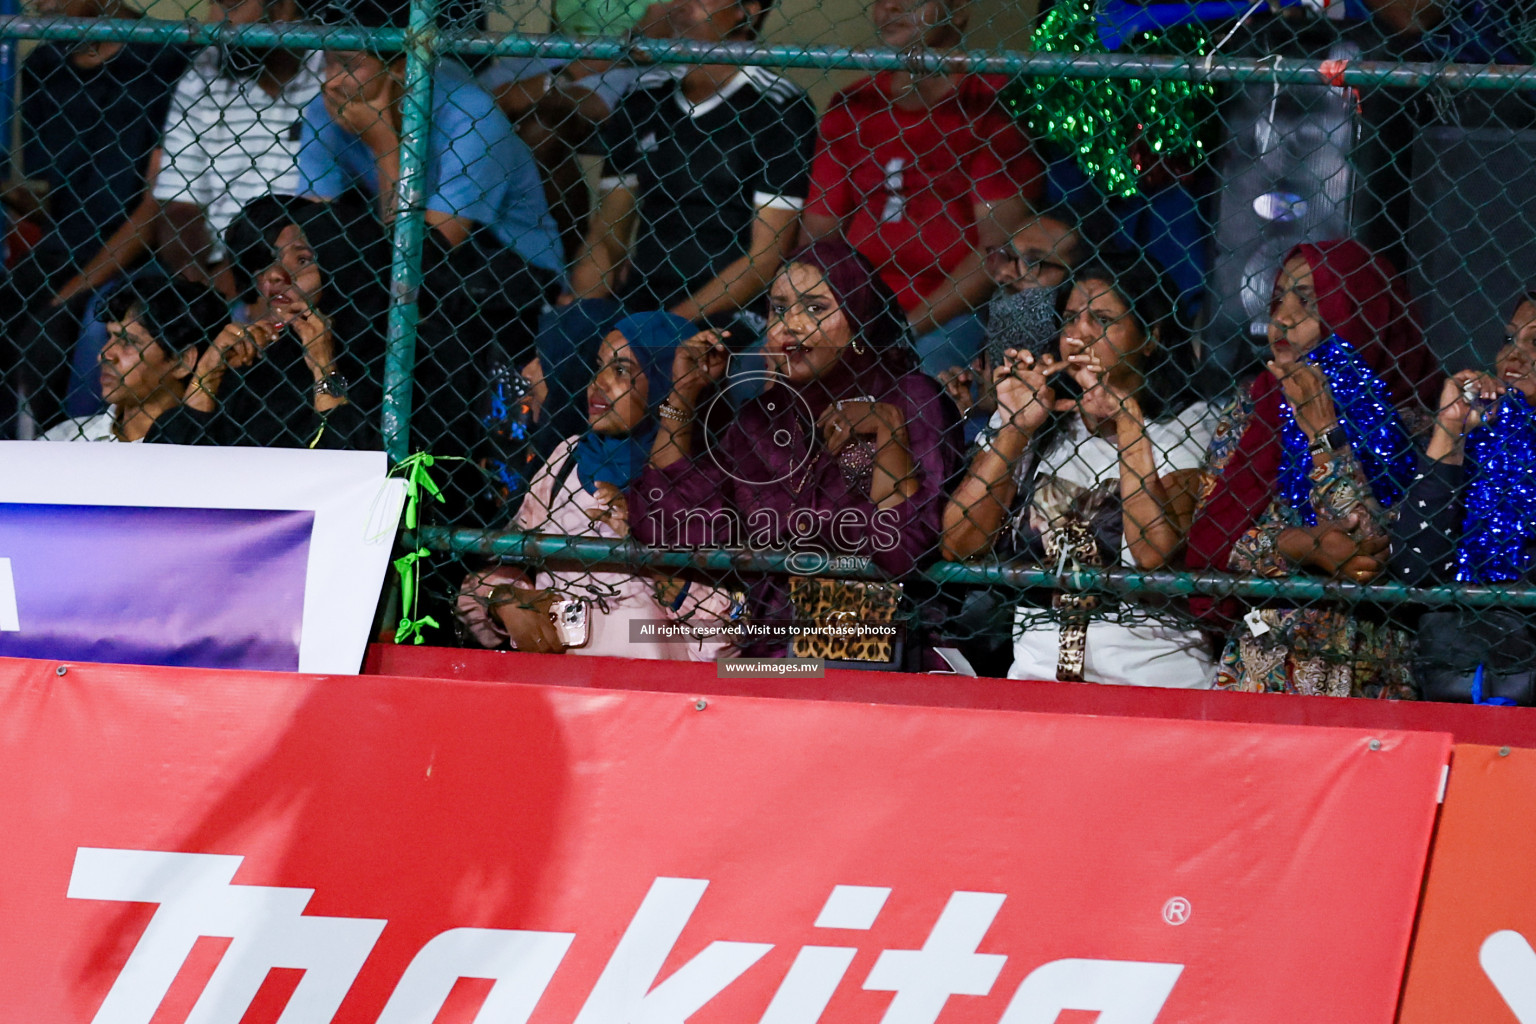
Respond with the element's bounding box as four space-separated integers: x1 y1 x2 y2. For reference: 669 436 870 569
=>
455 312 737 659
570 311 682 499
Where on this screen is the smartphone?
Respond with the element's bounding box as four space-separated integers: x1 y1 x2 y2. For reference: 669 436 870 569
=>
985 285 1061 368
1463 379 1496 412
549 596 590 649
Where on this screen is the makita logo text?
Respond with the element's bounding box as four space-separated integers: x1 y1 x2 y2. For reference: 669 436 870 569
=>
68 847 1184 1023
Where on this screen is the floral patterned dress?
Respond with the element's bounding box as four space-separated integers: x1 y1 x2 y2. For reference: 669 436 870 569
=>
1196 391 1418 699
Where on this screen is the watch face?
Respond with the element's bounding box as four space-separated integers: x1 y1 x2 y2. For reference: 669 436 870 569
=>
1309 427 1346 453
1312 426 1347 452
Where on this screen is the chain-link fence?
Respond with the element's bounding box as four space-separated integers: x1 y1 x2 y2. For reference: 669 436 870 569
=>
6 0 1536 699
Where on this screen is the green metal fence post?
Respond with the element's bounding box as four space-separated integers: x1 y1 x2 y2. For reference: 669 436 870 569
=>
380 0 439 464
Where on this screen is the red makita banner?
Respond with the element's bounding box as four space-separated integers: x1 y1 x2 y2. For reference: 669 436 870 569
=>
0 657 1448 1023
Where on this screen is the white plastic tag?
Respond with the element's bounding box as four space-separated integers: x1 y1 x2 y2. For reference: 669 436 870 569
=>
931 647 978 677
1244 608 1271 637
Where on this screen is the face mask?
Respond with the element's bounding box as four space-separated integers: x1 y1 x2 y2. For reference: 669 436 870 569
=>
985 284 1061 365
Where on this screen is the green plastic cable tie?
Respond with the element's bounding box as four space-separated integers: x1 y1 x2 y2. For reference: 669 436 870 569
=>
396 452 445 531
387 453 467 645
393 547 439 645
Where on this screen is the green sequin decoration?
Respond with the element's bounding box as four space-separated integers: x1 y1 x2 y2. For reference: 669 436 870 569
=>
1003 0 1218 198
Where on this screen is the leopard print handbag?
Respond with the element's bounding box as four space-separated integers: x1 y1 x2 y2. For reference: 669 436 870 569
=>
1040 515 1101 682
1028 476 1118 683
787 577 905 666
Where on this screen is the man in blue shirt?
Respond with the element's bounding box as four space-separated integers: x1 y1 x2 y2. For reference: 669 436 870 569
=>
300 0 565 473
299 50 562 274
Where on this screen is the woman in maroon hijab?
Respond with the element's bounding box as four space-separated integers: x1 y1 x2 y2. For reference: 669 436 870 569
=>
628 241 962 667
1185 239 1442 697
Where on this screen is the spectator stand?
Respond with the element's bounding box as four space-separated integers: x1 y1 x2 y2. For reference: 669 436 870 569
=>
6 1 1536 697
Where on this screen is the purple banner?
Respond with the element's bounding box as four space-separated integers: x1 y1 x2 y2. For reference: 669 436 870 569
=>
0 503 313 671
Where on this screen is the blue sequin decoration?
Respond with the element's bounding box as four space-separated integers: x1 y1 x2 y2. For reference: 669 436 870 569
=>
1459 391 1536 583
1276 335 1418 525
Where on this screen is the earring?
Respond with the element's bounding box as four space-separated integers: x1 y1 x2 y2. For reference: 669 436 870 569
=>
851 336 865 355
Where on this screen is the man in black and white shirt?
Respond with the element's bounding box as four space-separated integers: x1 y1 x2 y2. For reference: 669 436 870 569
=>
590 61 815 316
154 0 323 288
531 0 818 457
64 0 322 299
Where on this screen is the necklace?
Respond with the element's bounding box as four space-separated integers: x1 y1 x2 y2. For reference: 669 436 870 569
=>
789 426 821 496
785 415 821 496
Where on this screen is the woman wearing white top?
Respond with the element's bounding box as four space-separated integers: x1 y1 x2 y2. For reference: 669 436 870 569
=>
942 253 1216 687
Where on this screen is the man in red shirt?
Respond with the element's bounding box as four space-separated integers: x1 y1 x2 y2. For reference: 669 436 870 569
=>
800 0 1044 376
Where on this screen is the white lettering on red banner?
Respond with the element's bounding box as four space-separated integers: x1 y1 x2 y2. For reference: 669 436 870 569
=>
67 847 387 1024
1482 930 1536 1023
572 877 772 1024
376 928 575 1024
997 959 1184 1024
862 891 1007 1023
68 847 1184 1024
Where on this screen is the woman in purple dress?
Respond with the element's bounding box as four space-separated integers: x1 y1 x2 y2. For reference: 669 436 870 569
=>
628 241 962 667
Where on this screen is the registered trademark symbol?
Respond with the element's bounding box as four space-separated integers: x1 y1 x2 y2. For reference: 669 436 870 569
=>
1162 897 1191 926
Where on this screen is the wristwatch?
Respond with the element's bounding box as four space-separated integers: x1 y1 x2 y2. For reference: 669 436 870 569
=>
315 373 349 401
1308 424 1349 455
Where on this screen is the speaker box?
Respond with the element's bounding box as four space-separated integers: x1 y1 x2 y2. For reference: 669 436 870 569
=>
1407 120 1536 371
1205 34 1366 372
